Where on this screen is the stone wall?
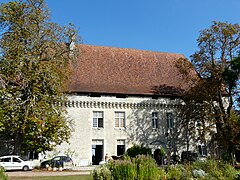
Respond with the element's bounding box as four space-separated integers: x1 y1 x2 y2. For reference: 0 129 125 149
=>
53 94 199 166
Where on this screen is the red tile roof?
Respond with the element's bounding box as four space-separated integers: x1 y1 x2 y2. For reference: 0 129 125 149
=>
68 44 196 97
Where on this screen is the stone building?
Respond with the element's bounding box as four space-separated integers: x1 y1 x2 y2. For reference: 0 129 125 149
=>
50 44 206 166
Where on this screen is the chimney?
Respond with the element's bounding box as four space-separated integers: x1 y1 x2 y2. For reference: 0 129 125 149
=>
69 33 76 57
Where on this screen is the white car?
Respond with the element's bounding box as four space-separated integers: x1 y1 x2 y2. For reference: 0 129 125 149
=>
0 155 33 171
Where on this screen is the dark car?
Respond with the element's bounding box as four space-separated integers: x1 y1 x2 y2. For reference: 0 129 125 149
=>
181 151 199 163
40 156 73 169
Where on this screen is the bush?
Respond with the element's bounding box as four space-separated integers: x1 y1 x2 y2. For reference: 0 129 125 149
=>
0 167 7 180
158 168 167 180
108 158 137 180
192 159 238 179
93 157 239 180
107 155 160 180
166 166 183 180
220 162 238 180
92 165 111 180
134 155 161 180
179 164 192 179
126 145 152 158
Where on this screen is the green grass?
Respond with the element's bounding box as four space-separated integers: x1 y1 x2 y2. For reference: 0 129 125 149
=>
8 175 92 180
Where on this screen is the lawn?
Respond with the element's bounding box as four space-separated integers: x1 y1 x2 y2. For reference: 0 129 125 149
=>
8 175 92 180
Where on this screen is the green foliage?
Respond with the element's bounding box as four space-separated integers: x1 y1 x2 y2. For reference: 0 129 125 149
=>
177 21 240 163
94 155 158 180
221 163 238 180
223 57 240 89
0 167 7 180
93 157 239 180
134 155 161 180
180 164 193 179
165 165 194 180
107 155 160 180
166 166 183 180
0 0 79 154
158 168 167 180
108 158 137 180
192 159 238 180
159 147 165 158
92 165 111 180
126 144 152 158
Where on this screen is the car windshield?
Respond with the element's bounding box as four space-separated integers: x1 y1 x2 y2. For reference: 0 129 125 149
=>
19 156 28 161
52 156 61 161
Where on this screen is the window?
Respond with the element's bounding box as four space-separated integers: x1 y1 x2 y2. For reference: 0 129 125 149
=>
0 157 11 162
13 157 21 163
152 112 159 128
93 111 104 128
52 156 61 161
198 145 207 156
167 112 173 129
115 112 125 128
196 120 202 127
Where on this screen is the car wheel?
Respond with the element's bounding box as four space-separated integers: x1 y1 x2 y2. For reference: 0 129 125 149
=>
45 163 50 168
23 165 29 171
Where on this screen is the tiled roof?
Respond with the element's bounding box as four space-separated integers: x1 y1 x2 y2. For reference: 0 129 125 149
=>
68 44 196 97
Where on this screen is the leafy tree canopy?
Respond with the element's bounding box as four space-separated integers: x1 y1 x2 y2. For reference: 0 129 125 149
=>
0 0 79 154
177 21 240 163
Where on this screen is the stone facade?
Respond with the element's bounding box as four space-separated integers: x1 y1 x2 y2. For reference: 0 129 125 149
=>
52 94 201 166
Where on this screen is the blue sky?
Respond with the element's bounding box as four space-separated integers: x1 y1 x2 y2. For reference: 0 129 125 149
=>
1 0 240 58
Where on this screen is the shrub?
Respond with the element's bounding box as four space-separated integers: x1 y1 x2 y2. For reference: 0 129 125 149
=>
179 164 192 179
166 166 183 180
0 167 7 180
92 165 111 180
192 159 238 179
107 155 160 180
134 155 161 180
158 168 167 180
126 144 152 158
220 162 238 180
93 157 239 180
108 159 137 180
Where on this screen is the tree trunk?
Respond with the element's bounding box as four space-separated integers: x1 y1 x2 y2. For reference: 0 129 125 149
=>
14 135 21 155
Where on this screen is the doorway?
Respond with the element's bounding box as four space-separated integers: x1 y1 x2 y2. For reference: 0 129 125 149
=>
117 140 125 156
92 140 103 165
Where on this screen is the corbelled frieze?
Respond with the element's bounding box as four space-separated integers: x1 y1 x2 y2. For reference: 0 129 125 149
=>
60 100 182 109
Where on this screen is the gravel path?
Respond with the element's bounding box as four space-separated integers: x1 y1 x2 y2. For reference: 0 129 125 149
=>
6 169 91 177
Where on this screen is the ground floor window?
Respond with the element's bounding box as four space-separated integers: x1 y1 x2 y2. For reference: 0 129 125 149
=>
198 145 207 156
117 140 125 156
29 151 39 160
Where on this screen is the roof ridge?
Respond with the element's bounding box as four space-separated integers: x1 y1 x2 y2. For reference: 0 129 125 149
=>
78 44 184 56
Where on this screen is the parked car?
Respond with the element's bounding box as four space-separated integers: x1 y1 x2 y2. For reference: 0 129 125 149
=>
0 155 33 171
181 151 204 163
40 156 73 169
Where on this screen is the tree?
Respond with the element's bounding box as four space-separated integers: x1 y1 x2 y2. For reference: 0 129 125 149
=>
177 21 240 163
0 0 79 155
